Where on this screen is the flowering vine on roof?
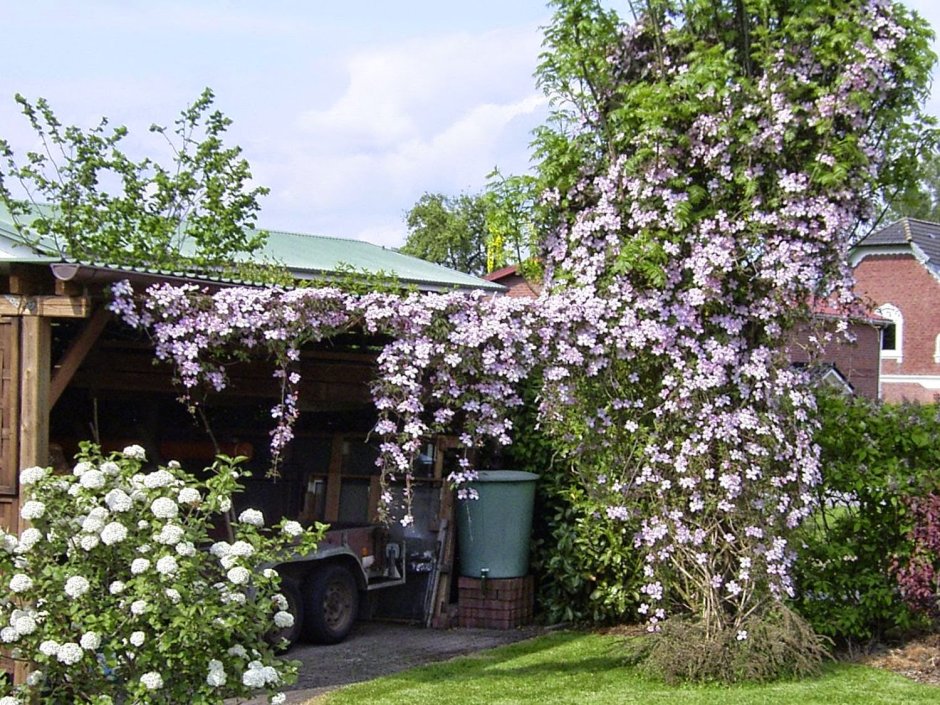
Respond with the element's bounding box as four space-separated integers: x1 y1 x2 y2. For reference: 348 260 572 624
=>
110 0 935 678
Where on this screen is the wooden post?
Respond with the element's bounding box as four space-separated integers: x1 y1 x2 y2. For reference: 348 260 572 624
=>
13 316 50 686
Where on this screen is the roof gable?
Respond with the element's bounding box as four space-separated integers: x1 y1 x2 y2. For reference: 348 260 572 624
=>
852 217 940 278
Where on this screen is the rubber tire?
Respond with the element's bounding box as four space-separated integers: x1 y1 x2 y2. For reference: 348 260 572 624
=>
302 564 359 644
268 579 304 652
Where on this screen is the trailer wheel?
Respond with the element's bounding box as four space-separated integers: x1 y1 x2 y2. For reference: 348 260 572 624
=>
302 564 359 644
268 579 304 651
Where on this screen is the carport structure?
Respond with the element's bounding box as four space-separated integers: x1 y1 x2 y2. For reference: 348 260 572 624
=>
0 208 502 676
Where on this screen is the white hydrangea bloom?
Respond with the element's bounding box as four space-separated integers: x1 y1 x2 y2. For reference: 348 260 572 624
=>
155 524 184 545
0 627 18 643
0 530 16 553
130 600 148 615
220 555 239 570
165 588 182 603
123 445 147 461
109 581 126 595
130 558 151 575
140 671 163 690
26 669 43 686
16 527 41 553
238 508 264 527
156 555 178 576
64 576 90 599
105 489 133 513
100 461 120 476
176 541 196 557
80 632 101 650
228 644 248 658
167 460 181 469
56 642 83 665
229 540 254 557
20 500 45 520
143 470 175 489
137 543 152 554
210 542 231 558
281 520 303 538
241 667 265 689
150 497 178 520
79 469 106 490
72 461 93 477
9 574 33 593
273 612 294 629
13 614 37 636
263 568 277 579
227 567 250 585
219 497 232 513
272 593 289 611
130 631 146 647
39 640 59 656
137 519 149 530
178 487 201 504
81 514 106 534
80 534 100 551
101 522 128 546
19 466 47 485
207 664 227 687
67 484 82 497
271 694 286 705
0 695 20 705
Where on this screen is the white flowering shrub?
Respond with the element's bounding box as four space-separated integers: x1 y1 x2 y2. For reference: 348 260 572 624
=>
0 443 322 704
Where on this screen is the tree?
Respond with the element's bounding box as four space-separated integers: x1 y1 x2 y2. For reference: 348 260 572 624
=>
884 147 940 222
528 0 936 681
0 88 271 274
400 192 489 275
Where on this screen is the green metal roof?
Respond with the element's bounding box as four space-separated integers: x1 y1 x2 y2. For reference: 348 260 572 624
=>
0 204 502 292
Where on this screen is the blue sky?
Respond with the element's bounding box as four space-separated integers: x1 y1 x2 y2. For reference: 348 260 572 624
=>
1 1 938 248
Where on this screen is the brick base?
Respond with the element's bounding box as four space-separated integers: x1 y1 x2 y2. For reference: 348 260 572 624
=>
458 575 534 629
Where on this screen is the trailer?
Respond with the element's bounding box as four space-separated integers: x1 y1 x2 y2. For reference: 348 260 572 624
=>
269 522 406 647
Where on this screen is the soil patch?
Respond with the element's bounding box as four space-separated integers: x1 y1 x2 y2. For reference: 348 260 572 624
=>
851 633 940 686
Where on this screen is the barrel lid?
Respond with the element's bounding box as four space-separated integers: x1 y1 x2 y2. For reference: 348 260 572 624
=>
470 470 538 483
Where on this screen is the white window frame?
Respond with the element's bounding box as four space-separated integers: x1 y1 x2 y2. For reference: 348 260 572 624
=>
875 304 903 362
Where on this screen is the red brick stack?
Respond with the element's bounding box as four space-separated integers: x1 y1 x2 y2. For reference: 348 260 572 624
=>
458 575 534 629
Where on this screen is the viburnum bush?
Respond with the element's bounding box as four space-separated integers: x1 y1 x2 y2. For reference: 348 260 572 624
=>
0 443 322 705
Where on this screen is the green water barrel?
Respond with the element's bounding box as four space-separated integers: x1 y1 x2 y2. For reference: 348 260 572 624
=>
457 470 538 579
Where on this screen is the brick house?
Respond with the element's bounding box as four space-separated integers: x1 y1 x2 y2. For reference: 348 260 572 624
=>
851 217 940 403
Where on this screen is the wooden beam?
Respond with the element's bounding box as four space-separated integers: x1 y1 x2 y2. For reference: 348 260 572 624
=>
49 307 111 408
324 434 345 522
14 316 50 687
0 295 91 318
19 316 50 469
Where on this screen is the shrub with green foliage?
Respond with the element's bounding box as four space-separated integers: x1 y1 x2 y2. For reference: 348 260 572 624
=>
0 443 323 705
794 392 940 643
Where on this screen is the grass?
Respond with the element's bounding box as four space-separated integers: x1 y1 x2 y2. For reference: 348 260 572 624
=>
306 631 939 705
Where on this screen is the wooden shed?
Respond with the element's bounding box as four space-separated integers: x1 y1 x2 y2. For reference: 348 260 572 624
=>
0 210 505 675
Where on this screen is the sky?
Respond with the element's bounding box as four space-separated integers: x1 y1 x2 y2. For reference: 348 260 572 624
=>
1 1 939 249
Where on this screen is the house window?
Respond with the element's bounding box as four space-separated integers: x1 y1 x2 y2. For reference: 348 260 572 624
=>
875 304 902 360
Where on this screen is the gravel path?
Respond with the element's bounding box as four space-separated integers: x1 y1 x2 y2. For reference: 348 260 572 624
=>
240 622 544 704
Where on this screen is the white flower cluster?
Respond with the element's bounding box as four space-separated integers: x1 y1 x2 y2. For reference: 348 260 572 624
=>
122 445 147 461
101 522 128 546
273 611 294 629
238 508 264 527
139 671 163 690
178 487 201 505
105 488 133 512
9 573 32 593
281 520 303 537
150 497 179 520
1 608 39 642
241 660 280 688
64 575 90 599
143 470 177 489
20 500 45 520
80 631 101 650
19 465 47 485
156 555 179 577
206 659 227 687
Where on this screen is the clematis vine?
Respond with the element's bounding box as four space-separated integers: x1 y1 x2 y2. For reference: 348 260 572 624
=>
110 0 936 658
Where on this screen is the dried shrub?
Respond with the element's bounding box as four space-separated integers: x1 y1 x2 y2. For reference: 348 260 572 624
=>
629 604 829 684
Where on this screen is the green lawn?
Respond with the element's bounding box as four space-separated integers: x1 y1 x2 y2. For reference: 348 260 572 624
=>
312 631 938 705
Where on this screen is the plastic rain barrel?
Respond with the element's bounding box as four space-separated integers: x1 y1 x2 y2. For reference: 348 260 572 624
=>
456 470 538 579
